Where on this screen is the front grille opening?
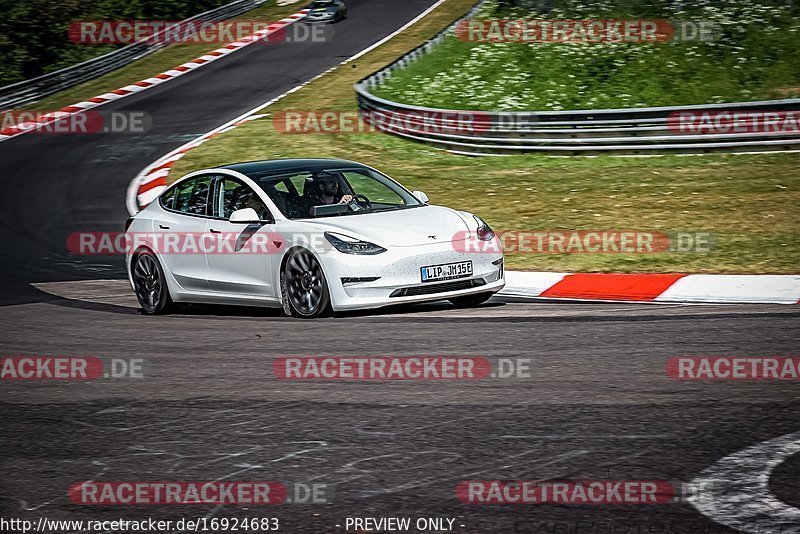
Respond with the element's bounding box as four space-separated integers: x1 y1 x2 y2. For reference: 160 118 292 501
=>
341 277 381 285
493 258 504 279
390 278 486 298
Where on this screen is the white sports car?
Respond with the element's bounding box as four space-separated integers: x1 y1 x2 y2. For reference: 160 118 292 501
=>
126 159 504 317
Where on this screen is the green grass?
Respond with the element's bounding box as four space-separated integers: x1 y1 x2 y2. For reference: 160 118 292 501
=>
374 0 800 110
18 1 307 112
169 0 800 274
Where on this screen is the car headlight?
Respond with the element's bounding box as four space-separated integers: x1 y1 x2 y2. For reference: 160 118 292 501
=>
473 215 495 241
325 232 387 255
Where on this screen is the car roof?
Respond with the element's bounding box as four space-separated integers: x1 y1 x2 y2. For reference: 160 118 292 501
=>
219 158 365 178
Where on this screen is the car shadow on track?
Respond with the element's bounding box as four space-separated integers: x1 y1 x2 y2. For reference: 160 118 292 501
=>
168 299 509 319
40 285 510 319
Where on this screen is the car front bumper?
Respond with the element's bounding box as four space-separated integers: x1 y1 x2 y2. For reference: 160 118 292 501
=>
318 240 505 311
305 13 336 22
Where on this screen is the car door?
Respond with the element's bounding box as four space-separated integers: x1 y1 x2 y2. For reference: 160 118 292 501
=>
153 175 214 291
204 176 277 298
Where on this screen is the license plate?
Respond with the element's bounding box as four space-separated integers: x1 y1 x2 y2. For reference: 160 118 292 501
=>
420 261 473 283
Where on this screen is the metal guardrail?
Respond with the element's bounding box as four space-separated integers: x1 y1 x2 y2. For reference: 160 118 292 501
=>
354 0 800 155
0 0 269 110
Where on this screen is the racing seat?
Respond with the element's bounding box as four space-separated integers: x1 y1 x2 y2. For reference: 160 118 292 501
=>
283 194 307 219
188 182 210 215
261 183 289 217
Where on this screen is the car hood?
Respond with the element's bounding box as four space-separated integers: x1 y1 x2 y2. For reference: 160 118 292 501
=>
305 205 473 247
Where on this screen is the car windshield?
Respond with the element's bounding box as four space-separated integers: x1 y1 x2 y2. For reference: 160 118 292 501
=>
250 166 422 220
310 1 334 8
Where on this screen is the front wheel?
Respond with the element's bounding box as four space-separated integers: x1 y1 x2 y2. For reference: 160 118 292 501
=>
132 251 175 314
281 248 331 318
449 291 494 308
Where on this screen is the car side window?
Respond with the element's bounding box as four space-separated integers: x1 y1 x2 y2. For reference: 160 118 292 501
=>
172 176 213 216
217 178 272 221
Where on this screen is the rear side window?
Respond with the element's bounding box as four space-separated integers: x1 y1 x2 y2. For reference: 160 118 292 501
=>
160 187 176 210
171 176 213 216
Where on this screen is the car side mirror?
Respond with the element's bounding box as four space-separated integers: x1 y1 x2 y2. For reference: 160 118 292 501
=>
229 208 260 223
412 190 429 204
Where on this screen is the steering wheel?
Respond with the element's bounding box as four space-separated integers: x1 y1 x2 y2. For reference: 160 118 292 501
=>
351 194 372 209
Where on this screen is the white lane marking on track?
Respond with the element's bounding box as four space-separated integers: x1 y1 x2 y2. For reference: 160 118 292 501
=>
126 0 450 215
689 430 800 533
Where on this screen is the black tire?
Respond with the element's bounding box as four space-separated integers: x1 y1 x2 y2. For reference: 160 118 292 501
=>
132 250 175 315
281 248 331 318
449 291 494 308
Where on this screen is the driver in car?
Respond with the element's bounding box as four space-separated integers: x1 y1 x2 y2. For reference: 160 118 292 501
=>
306 173 352 215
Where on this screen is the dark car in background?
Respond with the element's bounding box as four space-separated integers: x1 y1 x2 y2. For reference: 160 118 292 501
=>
305 0 347 23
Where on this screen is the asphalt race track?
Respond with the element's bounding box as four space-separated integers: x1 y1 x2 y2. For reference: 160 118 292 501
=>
1 0 799 532
2 286 799 532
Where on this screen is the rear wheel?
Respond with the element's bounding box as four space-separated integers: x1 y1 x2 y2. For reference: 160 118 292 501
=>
281 248 331 318
132 251 174 315
449 291 494 308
